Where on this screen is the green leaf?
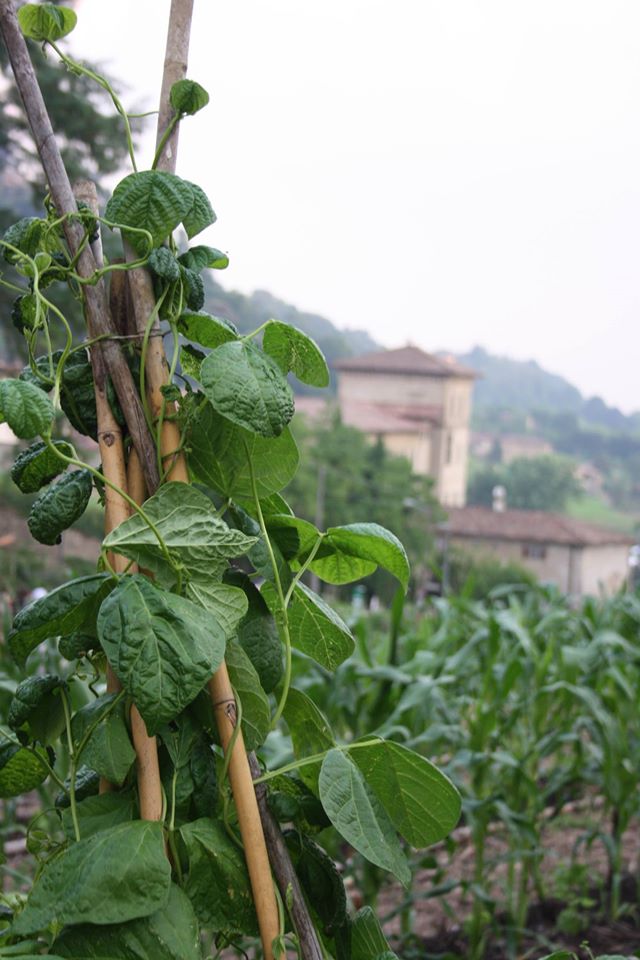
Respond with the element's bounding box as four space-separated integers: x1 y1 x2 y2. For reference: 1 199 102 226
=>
351 907 397 960
185 580 248 637
262 581 355 670
263 320 330 387
352 740 461 847
284 831 347 936
54 883 200 959
2 217 47 263
0 379 53 439
17 3 77 41
105 171 194 251
180 266 205 311
228 504 292 588
148 246 180 282
170 79 210 116
12 821 170 936
72 695 136 786
27 469 93 546
9 574 115 665
266 514 320 560
179 818 257 935
282 688 335 793
311 523 410 590
178 310 238 349
200 341 294 438
225 640 271 751
236 582 283 694
178 245 228 271
8 675 64 745
102 482 255 588
188 401 299 499
97 576 226 735
60 792 135 841
181 181 216 239
180 344 205 380
11 440 72 494
319 749 411 887
0 727 48 798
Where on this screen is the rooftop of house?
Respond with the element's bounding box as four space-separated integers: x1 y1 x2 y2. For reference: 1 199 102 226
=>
444 506 636 548
342 401 443 434
335 345 478 379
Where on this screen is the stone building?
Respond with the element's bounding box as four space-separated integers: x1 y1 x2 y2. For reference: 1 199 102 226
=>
335 346 477 506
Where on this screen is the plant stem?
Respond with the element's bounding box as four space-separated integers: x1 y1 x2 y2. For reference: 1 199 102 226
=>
60 688 80 843
253 738 381 785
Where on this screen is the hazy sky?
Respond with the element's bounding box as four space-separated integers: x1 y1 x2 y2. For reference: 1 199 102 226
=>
72 1 640 412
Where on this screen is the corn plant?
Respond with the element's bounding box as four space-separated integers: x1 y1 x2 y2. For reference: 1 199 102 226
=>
0 3 462 958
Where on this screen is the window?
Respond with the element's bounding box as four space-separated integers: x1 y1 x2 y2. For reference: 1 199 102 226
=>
522 543 547 560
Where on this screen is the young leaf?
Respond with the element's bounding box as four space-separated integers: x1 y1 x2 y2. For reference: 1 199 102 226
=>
311 523 410 590
2 216 47 263
0 728 48 798
282 688 335 793
179 818 258 935
262 319 330 388
352 739 461 847
53 883 201 960
178 310 238 349
200 340 294 438
181 181 216 239
105 171 194 251
235 580 283 694
188 401 299 499
170 78 210 116
11 439 72 494
0 378 53 439
180 266 205 311
180 344 206 380
351 907 398 960
27 469 93 546
178 245 228 271
262 581 355 670
225 640 271 751
12 821 170 935
102 482 255 588
97 576 226 735
318 749 411 887
17 3 77 42
8 573 115 665
148 246 181 282
72 695 136 786
8 675 65 745
60 792 135 841
184 580 248 637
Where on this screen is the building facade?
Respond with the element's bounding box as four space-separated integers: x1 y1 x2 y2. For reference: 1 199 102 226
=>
335 346 477 506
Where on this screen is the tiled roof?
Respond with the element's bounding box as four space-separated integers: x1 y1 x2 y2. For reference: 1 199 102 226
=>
335 345 478 379
444 506 635 547
342 401 442 434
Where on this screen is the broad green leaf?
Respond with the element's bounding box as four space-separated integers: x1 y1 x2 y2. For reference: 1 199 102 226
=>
60 792 135 841
178 245 228 271
7 675 64 745
159 713 199 815
200 340 294 438
27 468 93 546
97 576 226 735
105 171 194 251
103 482 255 588
352 740 461 847
188 401 299 499
170 79 210 116
228 504 292 589
11 439 72 494
283 688 335 793
18 2 76 41
72 695 136 786
262 581 354 670
0 727 48 798
237 591 283 694
148 246 180 282
319 749 411 887
12 821 170 936
178 310 237 349
8 574 115 665
284 832 347 936
182 181 216 239
311 523 410 590
266 514 320 560
351 907 397 960
190 738 217 818
0 378 53 439
225 640 271 751
185 580 248 637
55 766 100 809
54 883 200 959
180 818 257 935
262 319 330 387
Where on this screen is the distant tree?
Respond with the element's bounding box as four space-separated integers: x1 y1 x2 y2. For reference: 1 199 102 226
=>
467 455 582 512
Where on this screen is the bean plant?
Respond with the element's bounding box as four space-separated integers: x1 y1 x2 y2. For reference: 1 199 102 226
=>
0 3 461 959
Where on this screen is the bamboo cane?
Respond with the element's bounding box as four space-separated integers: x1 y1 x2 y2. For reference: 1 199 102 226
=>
73 182 163 820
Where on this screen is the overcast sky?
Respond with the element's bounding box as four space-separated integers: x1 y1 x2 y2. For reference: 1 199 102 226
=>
72 1 640 413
